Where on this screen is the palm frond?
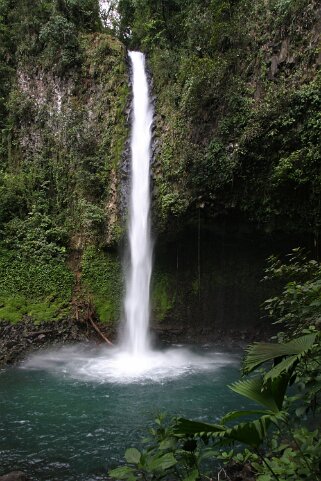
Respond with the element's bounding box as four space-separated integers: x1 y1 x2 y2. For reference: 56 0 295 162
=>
223 416 271 447
264 355 299 382
174 418 224 436
222 409 274 424
229 376 281 412
174 414 270 448
243 333 317 374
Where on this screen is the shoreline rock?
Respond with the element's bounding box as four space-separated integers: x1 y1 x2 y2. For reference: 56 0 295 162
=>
0 472 29 481
0 318 116 368
0 317 274 368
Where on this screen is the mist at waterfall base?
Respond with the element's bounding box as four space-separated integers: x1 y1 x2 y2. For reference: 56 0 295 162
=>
0 347 243 481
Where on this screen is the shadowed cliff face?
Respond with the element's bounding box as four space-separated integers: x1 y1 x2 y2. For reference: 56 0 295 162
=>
151 218 314 341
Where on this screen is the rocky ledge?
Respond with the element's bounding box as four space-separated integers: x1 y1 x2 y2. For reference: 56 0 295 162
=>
0 318 116 368
0 472 29 481
0 317 273 369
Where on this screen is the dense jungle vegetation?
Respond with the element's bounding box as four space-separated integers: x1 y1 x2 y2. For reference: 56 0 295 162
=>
0 0 320 480
0 0 320 325
0 0 128 322
116 0 321 235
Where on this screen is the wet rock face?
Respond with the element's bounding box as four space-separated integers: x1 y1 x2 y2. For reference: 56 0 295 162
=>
0 472 29 481
150 220 313 341
0 318 112 367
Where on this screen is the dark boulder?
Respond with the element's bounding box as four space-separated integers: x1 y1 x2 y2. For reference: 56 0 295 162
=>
0 472 29 481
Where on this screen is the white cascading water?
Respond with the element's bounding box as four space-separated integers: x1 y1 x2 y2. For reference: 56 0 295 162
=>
21 51 238 382
122 51 153 355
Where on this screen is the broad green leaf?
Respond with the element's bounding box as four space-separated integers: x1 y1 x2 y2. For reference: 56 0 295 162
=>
147 452 177 472
109 466 137 480
159 438 176 450
125 448 141 465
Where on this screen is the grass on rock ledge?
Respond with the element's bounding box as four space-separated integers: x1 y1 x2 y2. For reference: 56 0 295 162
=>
0 247 73 324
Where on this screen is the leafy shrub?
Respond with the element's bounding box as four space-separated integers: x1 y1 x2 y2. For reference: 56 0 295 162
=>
3 207 68 262
39 14 81 72
57 0 101 32
109 414 200 481
81 246 122 323
263 248 321 334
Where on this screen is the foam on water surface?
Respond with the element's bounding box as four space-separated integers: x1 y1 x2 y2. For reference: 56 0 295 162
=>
21 345 239 384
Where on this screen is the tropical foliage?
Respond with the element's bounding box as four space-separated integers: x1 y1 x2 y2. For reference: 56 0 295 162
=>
1 0 320 326
110 252 321 480
0 0 128 323
115 0 321 233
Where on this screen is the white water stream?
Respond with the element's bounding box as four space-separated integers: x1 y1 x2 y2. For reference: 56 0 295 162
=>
122 51 153 355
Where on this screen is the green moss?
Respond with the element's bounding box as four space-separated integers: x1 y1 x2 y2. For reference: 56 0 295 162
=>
0 296 69 324
0 295 27 323
81 245 122 323
0 248 73 323
152 273 176 322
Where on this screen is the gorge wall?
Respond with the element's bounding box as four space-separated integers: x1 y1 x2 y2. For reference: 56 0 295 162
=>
0 0 320 340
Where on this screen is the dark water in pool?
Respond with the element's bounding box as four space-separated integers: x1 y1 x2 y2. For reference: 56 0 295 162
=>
0 344 246 481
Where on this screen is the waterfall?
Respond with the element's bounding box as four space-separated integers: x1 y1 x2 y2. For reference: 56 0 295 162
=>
19 53 233 384
39 51 216 382
122 51 153 355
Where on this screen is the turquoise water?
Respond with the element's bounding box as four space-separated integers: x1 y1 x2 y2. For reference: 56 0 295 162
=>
0 344 245 481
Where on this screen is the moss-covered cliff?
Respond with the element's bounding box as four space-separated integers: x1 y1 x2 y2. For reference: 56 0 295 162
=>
0 0 128 325
124 0 321 237
0 0 320 336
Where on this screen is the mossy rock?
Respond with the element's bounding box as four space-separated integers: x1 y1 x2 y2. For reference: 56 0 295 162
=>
81 245 122 324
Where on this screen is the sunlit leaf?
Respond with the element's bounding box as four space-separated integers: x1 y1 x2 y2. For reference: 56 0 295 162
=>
147 452 177 472
109 466 137 480
125 448 141 465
